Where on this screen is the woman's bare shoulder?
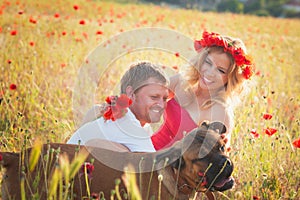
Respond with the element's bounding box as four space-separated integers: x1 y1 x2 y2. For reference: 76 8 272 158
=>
201 103 233 130
210 102 233 118
169 73 194 105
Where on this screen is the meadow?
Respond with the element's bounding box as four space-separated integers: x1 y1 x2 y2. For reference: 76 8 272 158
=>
1 0 300 199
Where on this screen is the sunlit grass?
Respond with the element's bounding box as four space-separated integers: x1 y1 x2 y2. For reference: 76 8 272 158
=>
1 0 300 199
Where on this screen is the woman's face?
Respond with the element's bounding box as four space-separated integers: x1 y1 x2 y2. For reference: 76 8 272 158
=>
198 51 231 92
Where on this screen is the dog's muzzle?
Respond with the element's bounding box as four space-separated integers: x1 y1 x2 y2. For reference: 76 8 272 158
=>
203 157 235 192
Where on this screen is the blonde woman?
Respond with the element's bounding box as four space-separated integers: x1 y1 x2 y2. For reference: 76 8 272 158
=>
151 31 254 151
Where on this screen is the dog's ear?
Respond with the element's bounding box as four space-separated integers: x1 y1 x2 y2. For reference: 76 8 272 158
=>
200 120 210 129
200 121 227 134
208 121 227 134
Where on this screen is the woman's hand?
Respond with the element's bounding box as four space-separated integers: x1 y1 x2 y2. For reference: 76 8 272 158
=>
81 103 108 125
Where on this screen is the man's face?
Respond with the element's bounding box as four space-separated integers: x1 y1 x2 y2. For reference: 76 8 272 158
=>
129 78 169 126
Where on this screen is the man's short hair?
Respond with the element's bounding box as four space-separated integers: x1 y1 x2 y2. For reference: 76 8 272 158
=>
120 61 169 93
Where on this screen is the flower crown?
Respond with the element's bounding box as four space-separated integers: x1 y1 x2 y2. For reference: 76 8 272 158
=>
103 94 132 121
194 31 253 79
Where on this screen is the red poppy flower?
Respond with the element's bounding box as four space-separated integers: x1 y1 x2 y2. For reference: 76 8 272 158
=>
29 41 35 46
116 94 132 108
54 13 60 18
96 30 103 35
175 52 180 57
195 31 254 79
263 113 273 120
111 106 124 120
103 94 132 121
250 129 259 138
292 138 300 148
62 31 67 36
73 5 79 10
105 95 117 104
172 66 178 70
79 20 85 25
7 59 12 64
80 162 94 178
10 30 17 35
29 17 37 24
194 40 202 52
242 65 253 79
91 193 99 200
264 127 277 136
103 107 113 120
9 84 17 90
233 48 246 66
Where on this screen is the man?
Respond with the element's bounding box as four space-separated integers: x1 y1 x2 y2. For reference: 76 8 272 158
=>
67 61 169 152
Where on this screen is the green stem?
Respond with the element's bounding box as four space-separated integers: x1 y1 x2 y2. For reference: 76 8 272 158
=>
84 163 91 198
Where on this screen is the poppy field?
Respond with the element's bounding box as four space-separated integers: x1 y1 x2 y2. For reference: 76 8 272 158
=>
1 0 300 199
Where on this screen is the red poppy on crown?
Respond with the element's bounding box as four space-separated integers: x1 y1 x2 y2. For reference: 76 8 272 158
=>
194 31 254 79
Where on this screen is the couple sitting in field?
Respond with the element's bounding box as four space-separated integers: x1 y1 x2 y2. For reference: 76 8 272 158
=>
67 31 254 154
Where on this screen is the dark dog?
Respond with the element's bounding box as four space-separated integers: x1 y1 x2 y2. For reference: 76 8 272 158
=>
0 122 234 200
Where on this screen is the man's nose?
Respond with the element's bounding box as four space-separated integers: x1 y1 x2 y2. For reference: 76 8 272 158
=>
157 98 166 108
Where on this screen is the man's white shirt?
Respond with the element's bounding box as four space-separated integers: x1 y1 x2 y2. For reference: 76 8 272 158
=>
67 109 155 152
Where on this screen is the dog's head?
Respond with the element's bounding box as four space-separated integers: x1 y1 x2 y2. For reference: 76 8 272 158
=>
156 121 234 193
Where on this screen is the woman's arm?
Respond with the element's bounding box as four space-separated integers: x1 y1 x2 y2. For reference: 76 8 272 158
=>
81 104 105 125
169 73 181 93
169 73 194 107
200 103 233 150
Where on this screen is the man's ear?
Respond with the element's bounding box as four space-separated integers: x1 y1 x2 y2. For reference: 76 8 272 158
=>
125 86 135 99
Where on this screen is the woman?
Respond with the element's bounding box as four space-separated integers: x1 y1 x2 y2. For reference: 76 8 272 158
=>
151 31 254 151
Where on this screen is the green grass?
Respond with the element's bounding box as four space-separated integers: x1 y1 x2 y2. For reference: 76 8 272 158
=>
1 0 300 199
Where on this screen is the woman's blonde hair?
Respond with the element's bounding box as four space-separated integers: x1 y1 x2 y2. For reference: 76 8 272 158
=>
184 35 251 109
